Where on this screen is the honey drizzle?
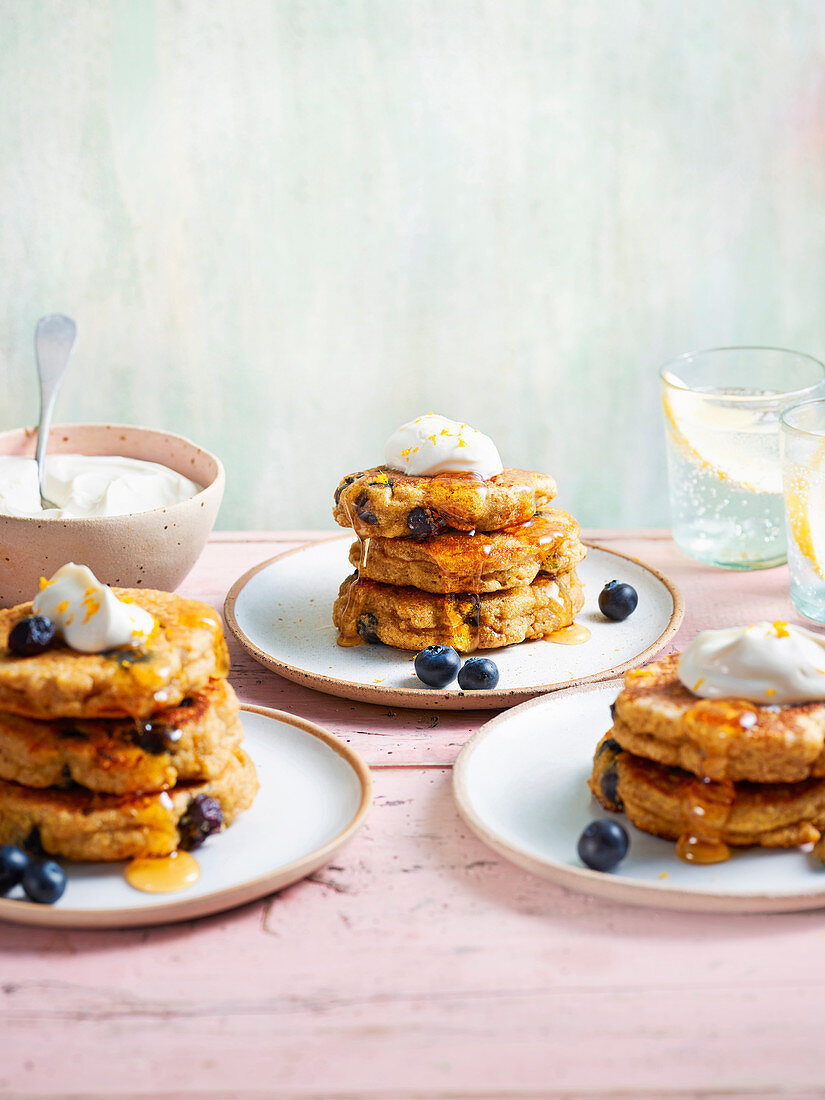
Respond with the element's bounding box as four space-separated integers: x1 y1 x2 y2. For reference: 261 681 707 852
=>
545 623 591 645
124 850 200 893
673 699 756 864
675 777 735 864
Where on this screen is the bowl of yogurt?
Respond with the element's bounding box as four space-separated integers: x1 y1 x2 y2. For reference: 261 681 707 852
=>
0 423 224 606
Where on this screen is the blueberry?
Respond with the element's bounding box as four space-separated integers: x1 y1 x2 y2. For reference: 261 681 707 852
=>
354 492 378 525
8 616 57 656
134 721 183 755
414 645 461 688
595 736 622 759
356 611 383 645
22 859 66 904
0 845 29 895
178 795 223 850
457 657 499 691
577 819 629 871
598 581 638 622
599 765 623 810
406 507 444 540
460 595 481 627
334 474 357 505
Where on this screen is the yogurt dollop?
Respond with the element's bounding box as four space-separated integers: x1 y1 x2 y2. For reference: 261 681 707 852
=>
384 414 504 479
0 455 201 519
33 563 155 653
678 621 825 704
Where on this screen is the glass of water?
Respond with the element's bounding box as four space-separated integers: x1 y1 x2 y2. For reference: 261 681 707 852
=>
660 347 825 569
781 399 825 622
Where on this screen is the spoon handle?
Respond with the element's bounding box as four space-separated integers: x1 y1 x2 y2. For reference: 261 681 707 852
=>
34 314 77 500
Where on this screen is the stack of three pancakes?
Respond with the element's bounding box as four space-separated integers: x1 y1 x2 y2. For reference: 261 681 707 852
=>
332 465 587 652
0 590 257 862
590 653 825 862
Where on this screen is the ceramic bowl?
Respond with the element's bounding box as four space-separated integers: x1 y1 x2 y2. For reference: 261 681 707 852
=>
0 423 225 607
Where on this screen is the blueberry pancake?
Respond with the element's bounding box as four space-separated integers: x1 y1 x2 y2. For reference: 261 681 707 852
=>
349 506 586 594
333 466 557 539
333 569 585 652
0 590 230 720
590 733 825 855
0 745 258 862
609 654 825 784
0 678 242 795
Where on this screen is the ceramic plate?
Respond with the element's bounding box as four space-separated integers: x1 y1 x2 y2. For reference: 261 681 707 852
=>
454 683 825 913
0 707 372 929
224 536 683 710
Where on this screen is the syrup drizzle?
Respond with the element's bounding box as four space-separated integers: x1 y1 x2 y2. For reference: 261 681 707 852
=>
545 623 591 645
675 776 735 864
124 850 201 893
672 697 753 863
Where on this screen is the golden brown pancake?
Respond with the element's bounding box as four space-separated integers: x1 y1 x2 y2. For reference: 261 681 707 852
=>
610 653 825 783
0 746 258 862
0 678 242 795
349 506 585 594
333 466 557 539
590 734 825 859
333 568 585 652
0 589 229 720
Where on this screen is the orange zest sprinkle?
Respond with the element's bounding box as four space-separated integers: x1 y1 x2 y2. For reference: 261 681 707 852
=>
82 595 101 623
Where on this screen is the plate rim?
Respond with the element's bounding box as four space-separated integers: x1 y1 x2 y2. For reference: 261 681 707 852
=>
453 681 825 913
223 535 685 711
0 705 373 930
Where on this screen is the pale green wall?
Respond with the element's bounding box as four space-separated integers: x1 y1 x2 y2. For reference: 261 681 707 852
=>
2 0 824 531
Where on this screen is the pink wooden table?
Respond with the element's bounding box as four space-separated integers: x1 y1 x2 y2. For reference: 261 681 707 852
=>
2 530 824 1099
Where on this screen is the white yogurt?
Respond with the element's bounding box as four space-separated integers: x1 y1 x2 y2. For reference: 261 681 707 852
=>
33 562 155 652
385 413 503 479
0 454 201 518
678 621 825 704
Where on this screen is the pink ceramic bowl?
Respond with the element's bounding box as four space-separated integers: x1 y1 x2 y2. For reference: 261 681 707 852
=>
0 423 225 607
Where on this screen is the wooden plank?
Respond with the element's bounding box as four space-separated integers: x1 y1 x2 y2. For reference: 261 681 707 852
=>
2 768 825 1096
0 530 816 1098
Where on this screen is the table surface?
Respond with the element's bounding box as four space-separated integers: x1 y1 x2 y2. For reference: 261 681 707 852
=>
3 530 824 1100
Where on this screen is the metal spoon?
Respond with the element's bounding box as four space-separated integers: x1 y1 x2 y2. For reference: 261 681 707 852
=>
34 314 77 508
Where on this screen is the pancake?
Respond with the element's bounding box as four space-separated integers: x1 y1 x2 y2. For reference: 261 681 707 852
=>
589 734 825 859
333 568 585 652
333 466 557 539
610 653 825 783
349 506 586 594
0 746 258 861
0 589 229 720
0 678 242 795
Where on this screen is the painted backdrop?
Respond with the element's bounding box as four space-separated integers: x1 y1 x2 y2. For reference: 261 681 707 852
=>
2 0 824 530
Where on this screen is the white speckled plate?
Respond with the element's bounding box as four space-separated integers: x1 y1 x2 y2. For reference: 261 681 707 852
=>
224 535 683 710
0 707 371 929
454 683 825 913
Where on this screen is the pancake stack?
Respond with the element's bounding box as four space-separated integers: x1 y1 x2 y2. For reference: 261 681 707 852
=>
332 465 587 651
589 653 825 862
0 590 258 862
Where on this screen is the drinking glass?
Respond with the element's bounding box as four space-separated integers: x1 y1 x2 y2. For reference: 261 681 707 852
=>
781 399 825 622
660 347 825 569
